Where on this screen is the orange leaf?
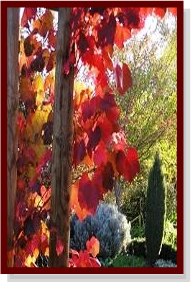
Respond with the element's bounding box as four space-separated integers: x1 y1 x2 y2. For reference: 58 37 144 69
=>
86 236 100 257
114 23 131 48
168 7 177 16
154 8 166 19
19 77 34 102
33 10 53 37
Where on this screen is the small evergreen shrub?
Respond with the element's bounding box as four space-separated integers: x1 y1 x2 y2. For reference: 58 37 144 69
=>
70 203 131 259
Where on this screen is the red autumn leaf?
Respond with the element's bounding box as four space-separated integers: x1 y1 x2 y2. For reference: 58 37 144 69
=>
40 186 51 210
100 93 117 111
70 181 91 221
17 179 25 191
154 8 167 19
23 147 36 164
102 48 113 69
93 141 107 166
116 150 127 175
116 148 140 183
17 113 26 132
105 105 120 123
86 236 100 257
48 28 57 49
87 126 102 153
97 13 116 47
78 32 89 54
97 115 113 144
78 173 100 214
92 169 103 198
97 72 108 88
121 7 140 30
21 8 37 28
122 63 133 93
73 139 86 166
70 249 101 267
56 236 64 256
114 23 131 48
36 149 52 175
168 7 177 16
112 131 127 151
40 233 49 253
139 7 153 18
125 147 140 182
81 100 94 122
90 95 101 112
81 95 101 122
72 250 90 267
46 51 56 73
83 52 105 72
102 162 115 192
26 234 40 256
115 63 132 95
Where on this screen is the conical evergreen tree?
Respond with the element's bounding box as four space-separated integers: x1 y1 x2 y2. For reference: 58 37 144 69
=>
145 152 166 266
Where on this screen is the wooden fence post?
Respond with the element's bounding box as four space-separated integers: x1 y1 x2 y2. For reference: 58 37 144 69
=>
7 8 20 267
49 8 74 267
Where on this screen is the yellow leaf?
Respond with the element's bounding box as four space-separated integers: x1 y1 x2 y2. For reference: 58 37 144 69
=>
34 195 43 208
36 89 45 108
41 220 50 239
32 75 44 92
24 109 49 142
25 254 36 267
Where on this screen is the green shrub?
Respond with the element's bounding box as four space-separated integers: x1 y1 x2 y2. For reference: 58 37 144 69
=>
112 254 146 267
163 220 177 250
145 152 166 266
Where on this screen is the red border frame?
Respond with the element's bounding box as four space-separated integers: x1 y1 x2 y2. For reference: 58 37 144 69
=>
1 1 184 275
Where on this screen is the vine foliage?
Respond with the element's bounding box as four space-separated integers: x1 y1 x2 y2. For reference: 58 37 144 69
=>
12 6 176 267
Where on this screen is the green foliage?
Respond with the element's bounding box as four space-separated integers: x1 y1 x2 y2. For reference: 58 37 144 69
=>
145 152 166 266
112 254 146 267
105 18 177 236
163 220 177 250
120 178 147 222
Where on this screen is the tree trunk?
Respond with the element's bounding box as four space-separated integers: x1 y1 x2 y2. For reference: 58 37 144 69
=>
114 181 121 211
7 8 19 267
49 8 74 267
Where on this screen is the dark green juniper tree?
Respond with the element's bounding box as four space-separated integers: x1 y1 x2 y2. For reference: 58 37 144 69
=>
145 152 166 267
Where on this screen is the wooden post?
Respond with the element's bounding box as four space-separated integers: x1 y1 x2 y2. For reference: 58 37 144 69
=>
49 8 74 267
7 8 20 267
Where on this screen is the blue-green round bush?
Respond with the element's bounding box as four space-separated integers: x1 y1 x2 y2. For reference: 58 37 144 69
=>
70 203 131 258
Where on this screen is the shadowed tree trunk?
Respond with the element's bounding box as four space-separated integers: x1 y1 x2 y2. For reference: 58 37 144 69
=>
49 8 74 267
7 8 20 267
